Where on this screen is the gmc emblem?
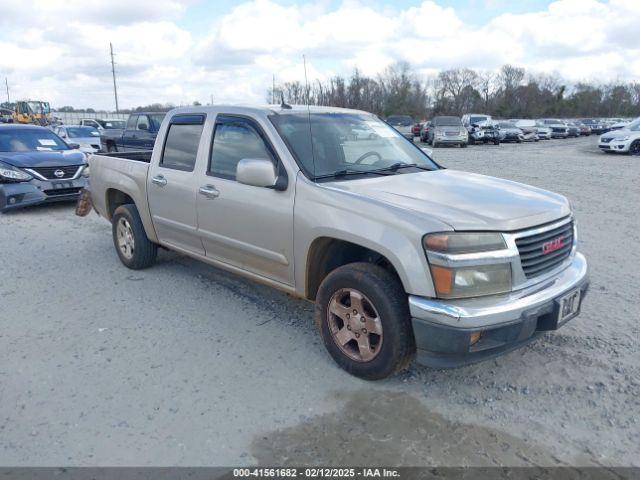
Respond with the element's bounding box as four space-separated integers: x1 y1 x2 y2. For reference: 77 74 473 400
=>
542 237 564 254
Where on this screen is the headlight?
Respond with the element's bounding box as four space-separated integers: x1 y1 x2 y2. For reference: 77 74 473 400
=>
423 232 512 299
0 161 32 182
424 232 506 254
81 164 90 177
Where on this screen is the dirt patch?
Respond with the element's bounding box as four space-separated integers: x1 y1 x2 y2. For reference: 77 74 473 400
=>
251 390 587 466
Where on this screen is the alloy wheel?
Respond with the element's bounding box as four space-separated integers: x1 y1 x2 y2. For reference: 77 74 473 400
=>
327 288 383 362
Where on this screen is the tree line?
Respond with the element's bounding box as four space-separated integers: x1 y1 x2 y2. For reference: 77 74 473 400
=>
267 62 640 120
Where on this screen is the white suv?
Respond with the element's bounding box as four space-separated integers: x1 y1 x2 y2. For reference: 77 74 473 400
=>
598 117 640 155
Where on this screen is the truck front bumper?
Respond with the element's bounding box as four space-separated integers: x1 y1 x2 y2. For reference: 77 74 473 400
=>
409 253 589 368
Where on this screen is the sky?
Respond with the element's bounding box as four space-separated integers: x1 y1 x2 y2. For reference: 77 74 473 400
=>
0 0 638 111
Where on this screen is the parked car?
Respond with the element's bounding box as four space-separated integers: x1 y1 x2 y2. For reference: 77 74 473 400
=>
100 112 166 152
598 117 640 155
80 118 127 132
533 121 552 140
0 108 14 123
426 116 468 147
462 113 492 132
565 122 581 138
0 124 89 212
419 121 432 143
411 122 424 137
496 122 525 142
81 105 588 379
540 119 569 138
576 123 591 136
608 120 630 131
53 125 101 153
468 121 501 145
581 119 607 135
513 119 539 141
386 115 414 140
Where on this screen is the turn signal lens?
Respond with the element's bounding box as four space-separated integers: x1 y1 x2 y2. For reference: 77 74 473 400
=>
469 331 482 346
430 265 453 296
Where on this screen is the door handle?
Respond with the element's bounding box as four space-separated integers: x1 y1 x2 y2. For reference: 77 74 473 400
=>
151 175 167 187
199 185 220 199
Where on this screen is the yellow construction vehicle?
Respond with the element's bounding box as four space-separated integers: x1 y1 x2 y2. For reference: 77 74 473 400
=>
13 100 51 125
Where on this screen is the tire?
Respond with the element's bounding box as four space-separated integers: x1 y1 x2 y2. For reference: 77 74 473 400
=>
315 262 415 380
494 140 500 145
432 141 439 148
107 142 117 153
460 142 467 148
112 204 158 269
629 140 640 156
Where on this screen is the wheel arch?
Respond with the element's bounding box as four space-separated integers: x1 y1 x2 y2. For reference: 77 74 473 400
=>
305 236 407 301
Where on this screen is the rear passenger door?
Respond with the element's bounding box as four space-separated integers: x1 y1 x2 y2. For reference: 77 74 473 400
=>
147 114 206 255
195 114 295 286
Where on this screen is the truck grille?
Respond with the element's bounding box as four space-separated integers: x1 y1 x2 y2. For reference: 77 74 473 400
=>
29 165 82 180
516 220 574 279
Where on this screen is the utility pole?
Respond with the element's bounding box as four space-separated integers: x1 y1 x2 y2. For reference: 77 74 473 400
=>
272 74 275 104
110 43 119 113
4 77 9 104
210 94 213 106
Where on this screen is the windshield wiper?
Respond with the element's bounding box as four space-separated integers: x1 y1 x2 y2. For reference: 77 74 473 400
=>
374 162 432 173
314 169 394 180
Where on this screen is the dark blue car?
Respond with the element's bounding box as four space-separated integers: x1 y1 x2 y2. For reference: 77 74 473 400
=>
0 124 89 212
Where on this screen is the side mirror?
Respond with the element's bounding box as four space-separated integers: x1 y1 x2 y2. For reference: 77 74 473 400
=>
68 143 80 149
236 158 278 189
138 123 149 131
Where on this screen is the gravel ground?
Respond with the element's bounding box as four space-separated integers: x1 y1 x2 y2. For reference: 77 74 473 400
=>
0 136 638 467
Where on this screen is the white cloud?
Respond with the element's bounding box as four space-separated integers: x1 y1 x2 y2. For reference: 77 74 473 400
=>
0 0 638 110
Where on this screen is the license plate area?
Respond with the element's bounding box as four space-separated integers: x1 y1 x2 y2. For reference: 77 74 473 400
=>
557 288 581 326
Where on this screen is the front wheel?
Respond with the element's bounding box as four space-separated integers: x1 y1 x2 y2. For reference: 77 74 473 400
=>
315 263 415 380
112 204 158 269
494 140 500 145
629 140 640 156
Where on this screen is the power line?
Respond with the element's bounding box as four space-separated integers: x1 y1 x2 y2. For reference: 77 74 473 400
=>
110 42 119 113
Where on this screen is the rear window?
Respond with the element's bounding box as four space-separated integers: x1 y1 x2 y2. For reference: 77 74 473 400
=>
434 116 462 126
160 122 204 171
386 115 413 126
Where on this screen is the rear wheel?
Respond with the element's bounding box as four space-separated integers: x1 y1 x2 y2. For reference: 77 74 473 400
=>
112 204 158 269
107 142 117 153
315 263 415 380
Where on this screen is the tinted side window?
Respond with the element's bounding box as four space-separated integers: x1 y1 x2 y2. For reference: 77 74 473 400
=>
126 115 137 130
160 123 204 171
209 117 275 180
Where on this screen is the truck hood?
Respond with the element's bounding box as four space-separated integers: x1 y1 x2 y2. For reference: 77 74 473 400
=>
0 150 86 168
326 169 570 231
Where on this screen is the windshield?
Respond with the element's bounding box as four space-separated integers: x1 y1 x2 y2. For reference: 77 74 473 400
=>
67 126 100 138
0 128 69 152
270 112 438 179
386 115 413 126
626 118 640 131
498 122 517 128
27 102 43 114
434 117 462 126
544 119 561 124
469 116 488 124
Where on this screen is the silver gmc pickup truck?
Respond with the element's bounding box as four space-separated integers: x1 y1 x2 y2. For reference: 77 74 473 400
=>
81 105 589 380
